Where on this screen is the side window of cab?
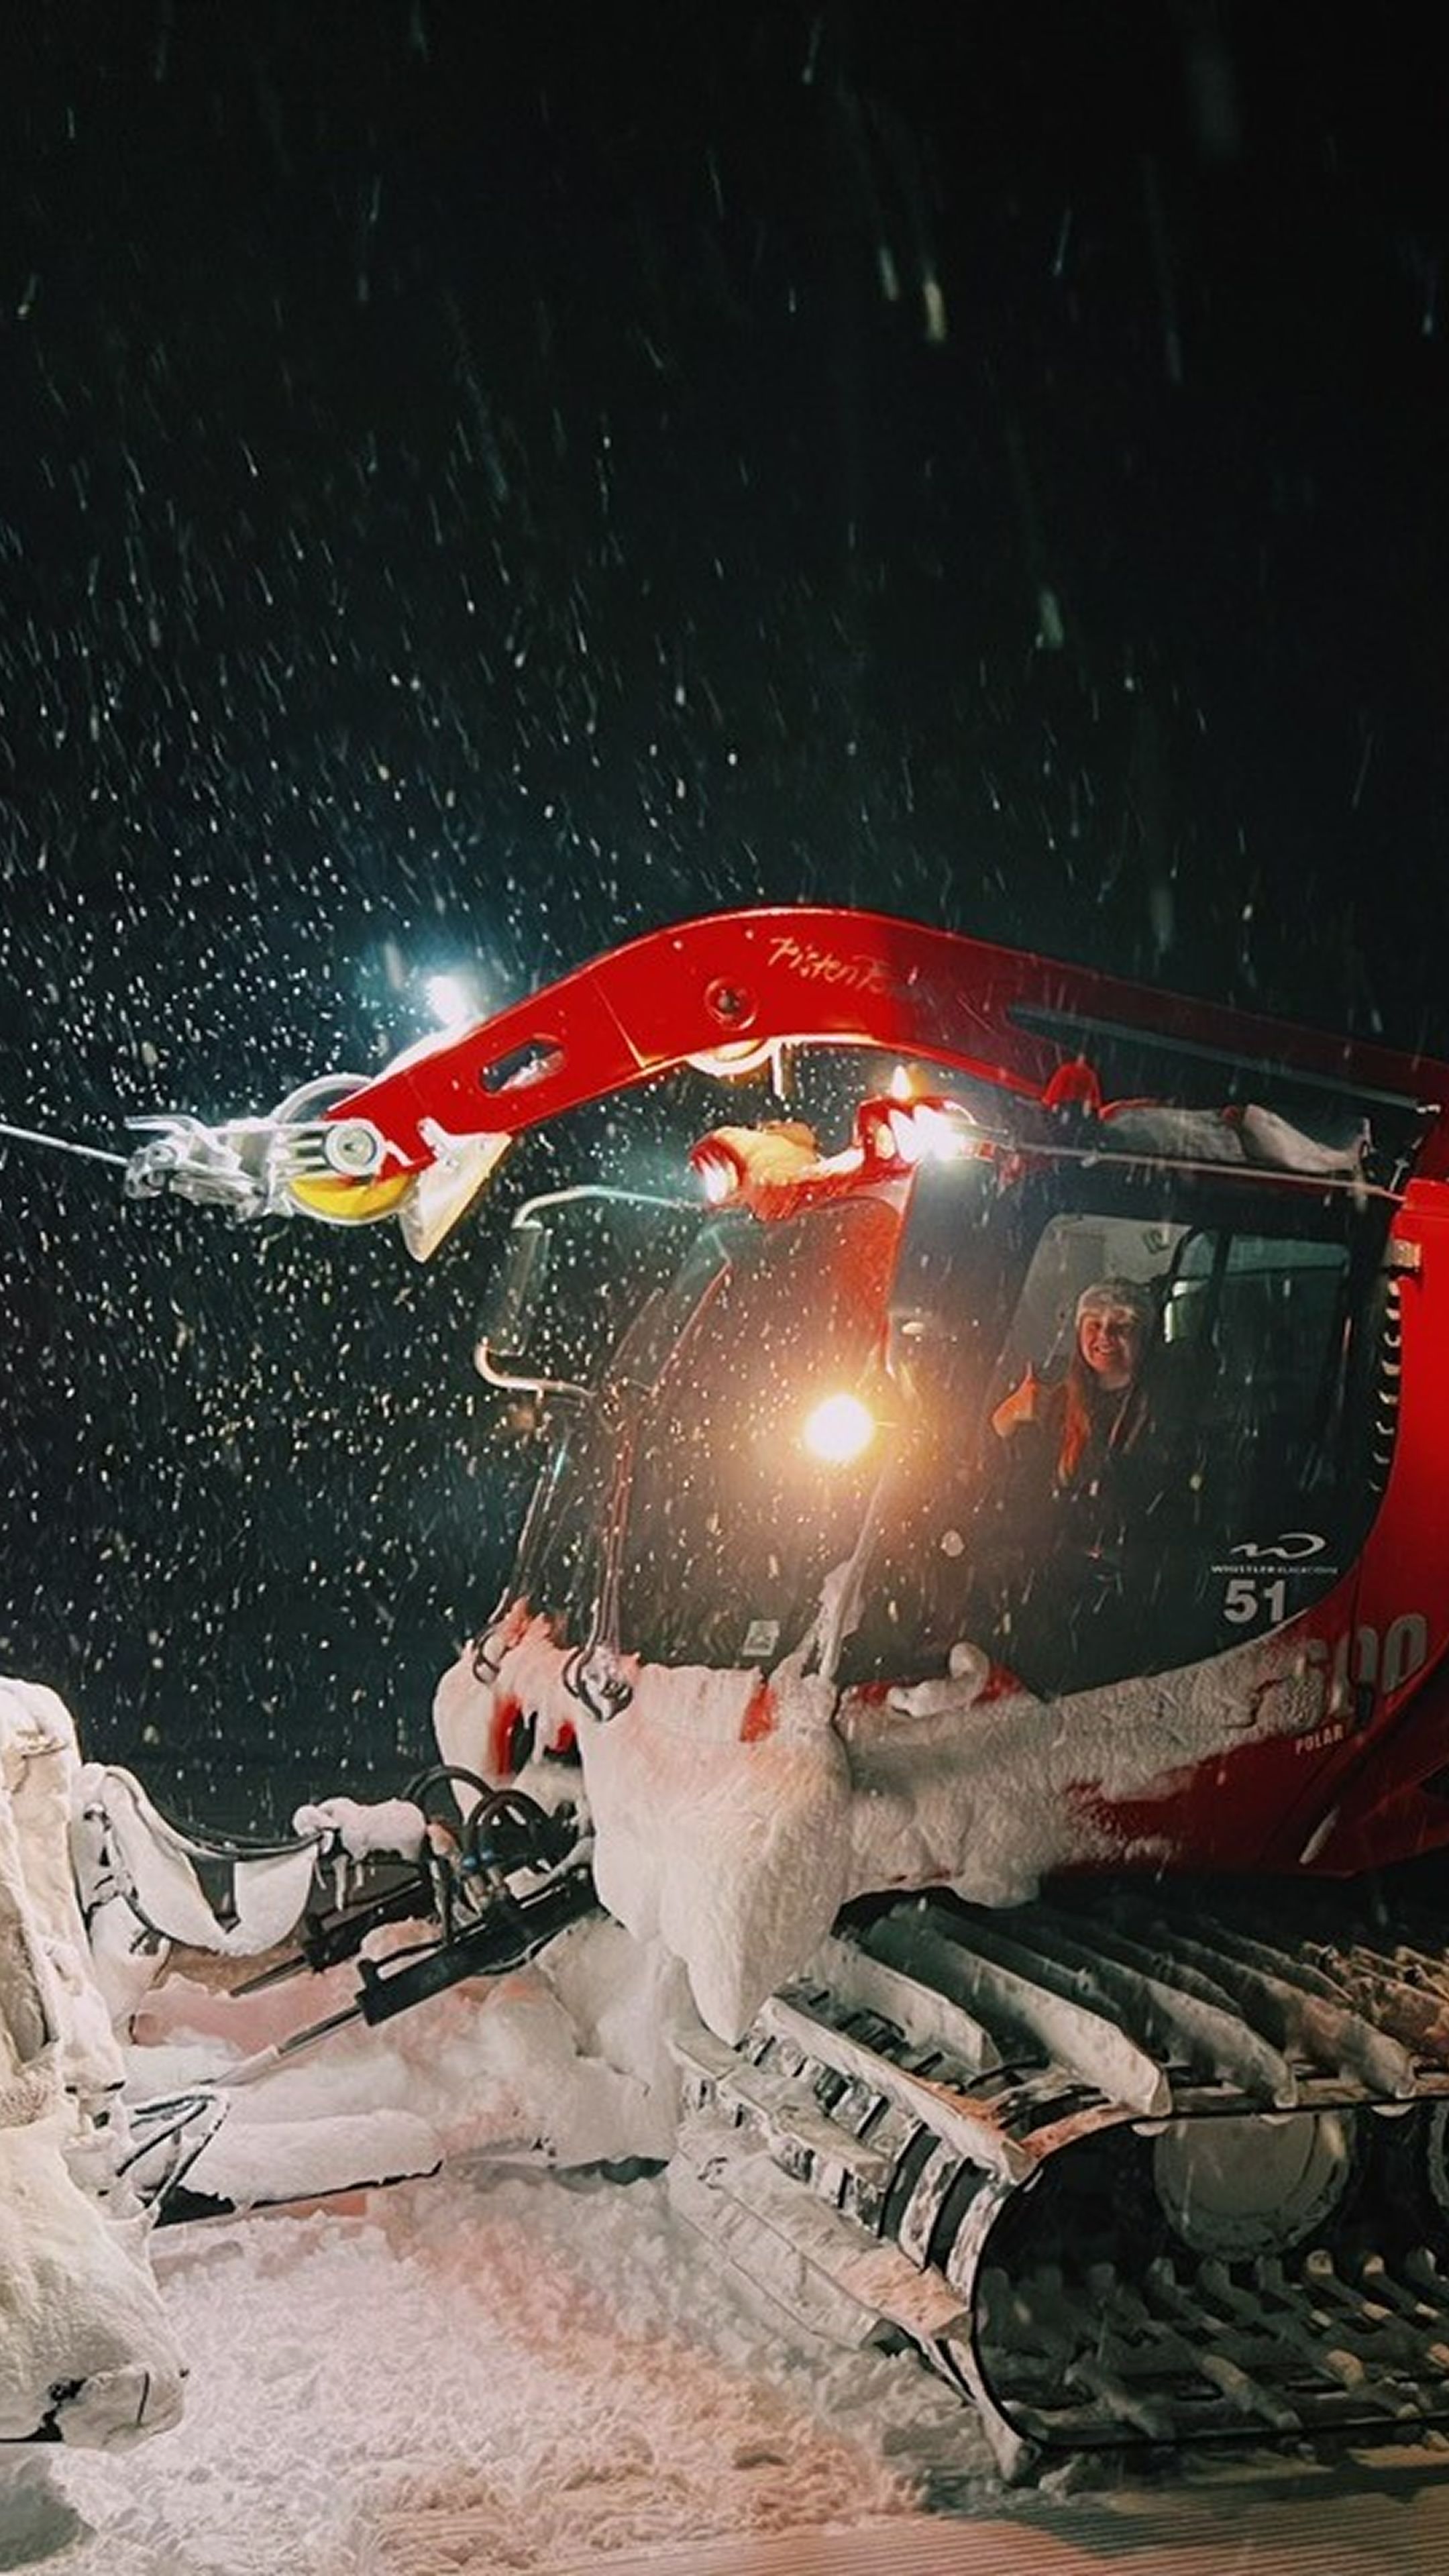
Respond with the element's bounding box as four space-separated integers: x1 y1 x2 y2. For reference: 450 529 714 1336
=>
1165 1235 1355 1547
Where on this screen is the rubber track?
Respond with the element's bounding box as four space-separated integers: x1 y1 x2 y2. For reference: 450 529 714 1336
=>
669 1884 1449 2477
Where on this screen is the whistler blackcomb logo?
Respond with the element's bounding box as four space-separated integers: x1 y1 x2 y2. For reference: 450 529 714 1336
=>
1212 1531 1338 1580
1228 1532 1329 1560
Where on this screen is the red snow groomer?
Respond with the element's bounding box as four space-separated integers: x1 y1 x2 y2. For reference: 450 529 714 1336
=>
127 908 1449 2474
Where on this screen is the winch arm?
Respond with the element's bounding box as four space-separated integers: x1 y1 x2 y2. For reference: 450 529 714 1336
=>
122 905 1449 1257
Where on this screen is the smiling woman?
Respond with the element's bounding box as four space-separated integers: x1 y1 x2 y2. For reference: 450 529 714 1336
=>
1073 1277 1153 1393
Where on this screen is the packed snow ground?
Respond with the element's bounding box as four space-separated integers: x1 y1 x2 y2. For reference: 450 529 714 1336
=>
3 2159 977 2576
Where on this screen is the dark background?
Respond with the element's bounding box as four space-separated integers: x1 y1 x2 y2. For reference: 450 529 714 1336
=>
2 3 1446 1829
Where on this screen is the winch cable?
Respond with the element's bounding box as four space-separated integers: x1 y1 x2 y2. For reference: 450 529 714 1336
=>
0 1116 127 1169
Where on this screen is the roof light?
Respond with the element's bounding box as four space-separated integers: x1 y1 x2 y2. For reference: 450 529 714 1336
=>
910 1102 976 1163
689 1122 825 1214
859 1093 978 1172
425 971 481 1030
888 1106 924 1164
694 1144 740 1206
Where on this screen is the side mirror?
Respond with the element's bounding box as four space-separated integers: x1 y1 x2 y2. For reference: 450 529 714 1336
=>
481 1220 551 1363
474 1220 596 1399
474 1185 699 1401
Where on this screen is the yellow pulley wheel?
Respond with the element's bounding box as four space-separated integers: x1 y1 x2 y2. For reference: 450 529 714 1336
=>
285 1168 415 1225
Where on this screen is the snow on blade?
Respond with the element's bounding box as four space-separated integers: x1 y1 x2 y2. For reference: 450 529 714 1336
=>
129 1911 688 2185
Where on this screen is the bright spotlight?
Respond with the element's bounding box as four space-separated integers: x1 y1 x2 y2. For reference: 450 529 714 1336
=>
802 1391 876 1465
902 1102 975 1164
425 971 480 1030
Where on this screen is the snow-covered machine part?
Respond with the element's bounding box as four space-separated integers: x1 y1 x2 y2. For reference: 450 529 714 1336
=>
0 1684 184 2449
0 1697 664 2447
434 1617 1329 2045
64 906 1449 2471
76 1767 322 1988
70 1754 605 2214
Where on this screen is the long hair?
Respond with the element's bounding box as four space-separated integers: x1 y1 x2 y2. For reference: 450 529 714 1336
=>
1056 1346 1149 1486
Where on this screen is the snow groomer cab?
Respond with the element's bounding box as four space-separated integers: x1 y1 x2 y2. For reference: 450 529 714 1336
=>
360 908 1449 1904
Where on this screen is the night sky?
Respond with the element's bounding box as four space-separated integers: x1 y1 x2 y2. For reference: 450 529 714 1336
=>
3 4 1448 1831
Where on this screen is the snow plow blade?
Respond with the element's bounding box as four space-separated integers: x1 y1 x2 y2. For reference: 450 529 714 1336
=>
668 1884 1449 2479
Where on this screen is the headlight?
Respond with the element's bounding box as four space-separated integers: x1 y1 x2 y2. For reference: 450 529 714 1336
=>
802 1392 877 1465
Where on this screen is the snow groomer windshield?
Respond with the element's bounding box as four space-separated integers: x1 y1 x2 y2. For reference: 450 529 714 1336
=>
510 1127 1393 1709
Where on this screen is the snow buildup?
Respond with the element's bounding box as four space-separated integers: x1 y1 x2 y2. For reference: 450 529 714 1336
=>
127 1908 686 2207
1239 1101 1368 1177
842 1620 1321 1909
435 1621 854 2042
581 1666 853 2045
291 1792 426 1861
154 2102 443 2213
884 1638 991 1721
440 1608 1325 2039
0 2115 182 2449
0 1680 185 2447
75 1762 319 1962
2 1686 123 2110
1099 1096 1367 1179
831 1631 1310 1909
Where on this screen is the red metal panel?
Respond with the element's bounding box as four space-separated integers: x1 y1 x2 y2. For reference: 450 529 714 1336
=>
1272 1186 1449 1874
327 907 1449 1180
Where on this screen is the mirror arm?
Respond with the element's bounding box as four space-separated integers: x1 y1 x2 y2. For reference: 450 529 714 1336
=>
472 1338 594 1404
